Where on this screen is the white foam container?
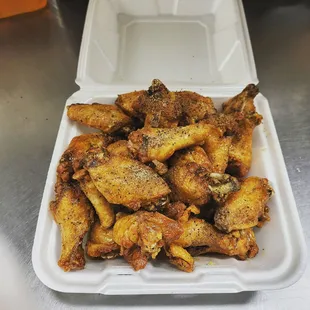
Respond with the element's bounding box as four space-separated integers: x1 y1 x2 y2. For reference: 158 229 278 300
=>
32 0 307 294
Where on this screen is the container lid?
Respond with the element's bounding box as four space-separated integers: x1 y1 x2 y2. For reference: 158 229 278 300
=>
76 0 258 93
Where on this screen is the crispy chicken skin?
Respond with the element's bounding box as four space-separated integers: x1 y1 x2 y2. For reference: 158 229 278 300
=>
50 183 94 271
67 103 133 133
116 79 182 128
56 133 113 183
166 244 194 272
166 160 240 206
85 151 170 211
115 90 147 118
176 217 258 260
221 84 263 177
222 84 259 115
73 169 115 229
169 146 212 171
214 177 274 233
202 127 232 173
166 162 212 206
86 222 119 259
128 123 218 163
116 79 216 128
226 116 262 177
107 140 133 158
176 91 217 125
113 211 183 270
163 202 187 221
122 246 149 271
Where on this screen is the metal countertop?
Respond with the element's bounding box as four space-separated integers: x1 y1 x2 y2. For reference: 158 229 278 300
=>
0 0 309 309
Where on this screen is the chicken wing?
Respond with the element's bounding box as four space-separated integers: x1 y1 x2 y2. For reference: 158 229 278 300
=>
113 211 183 270
116 79 216 127
85 151 170 211
166 162 211 206
175 217 258 260
67 103 133 133
56 133 113 183
226 116 262 177
222 84 259 115
128 122 218 163
73 169 115 229
166 162 240 206
50 183 94 271
169 146 212 171
116 79 182 128
202 128 232 173
176 91 216 125
221 84 263 177
86 221 119 259
214 177 274 233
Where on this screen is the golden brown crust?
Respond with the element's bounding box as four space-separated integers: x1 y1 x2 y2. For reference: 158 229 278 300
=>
128 123 218 163
163 202 187 221
67 103 133 133
123 246 149 271
85 153 171 210
214 177 273 232
86 222 119 258
166 244 194 272
107 140 133 158
113 211 183 270
166 162 211 206
176 91 217 125
169 146 212 171
175 217 258 260
50 183 94 271
73 169 115 229
202 129 232 173
222 84 259 115
56 133 113 183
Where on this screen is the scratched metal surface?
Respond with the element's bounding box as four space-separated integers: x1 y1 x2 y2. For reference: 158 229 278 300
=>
0 0 309 309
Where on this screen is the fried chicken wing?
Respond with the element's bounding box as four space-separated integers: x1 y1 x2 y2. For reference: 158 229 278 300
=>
56 133 113 183
222 84 259 115
169 146 212 171
176 91 216 125
166 162 211 206
175 217 258 260
85 151 170 211
166 161 240 206
50 183 94 271
214 177 273 233
116 79 182 128
115 90 147 118
73 169 115 229
128 123 217 163
113 211 183 270
67 103 133 133
202 128 232 173
221 84 263 177
226 116 262 177
86 221 119 259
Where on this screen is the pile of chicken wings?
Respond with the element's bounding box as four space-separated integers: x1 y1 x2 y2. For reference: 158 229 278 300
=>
50 79 273 272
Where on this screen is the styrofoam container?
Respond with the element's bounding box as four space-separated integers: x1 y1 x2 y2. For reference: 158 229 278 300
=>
32 0 307 294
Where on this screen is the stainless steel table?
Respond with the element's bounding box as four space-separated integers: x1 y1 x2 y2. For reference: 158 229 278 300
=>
0 0 309 309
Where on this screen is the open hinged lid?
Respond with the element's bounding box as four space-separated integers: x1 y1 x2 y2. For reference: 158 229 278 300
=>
76 0 258 93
